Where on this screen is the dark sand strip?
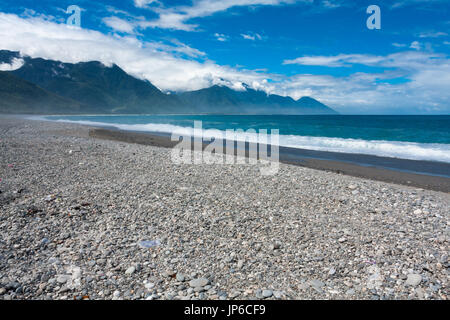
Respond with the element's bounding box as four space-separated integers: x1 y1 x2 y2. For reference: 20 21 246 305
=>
89 127 450 193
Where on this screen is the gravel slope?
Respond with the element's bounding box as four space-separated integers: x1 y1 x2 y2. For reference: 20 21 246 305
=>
0 117 448 300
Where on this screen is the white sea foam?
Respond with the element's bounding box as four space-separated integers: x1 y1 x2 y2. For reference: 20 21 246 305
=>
44 118 450 163
279 135 450 163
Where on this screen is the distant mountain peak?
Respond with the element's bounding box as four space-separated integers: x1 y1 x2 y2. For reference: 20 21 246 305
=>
297 96 317 102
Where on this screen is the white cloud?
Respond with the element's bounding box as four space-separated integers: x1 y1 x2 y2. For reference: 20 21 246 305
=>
419 31 448 38
0 57 25 71
103 16 136 34
409 41 421 50
21 8 63 23
241 33 262 40
391 0 448 9
283 51 447 70
139 0 306 31
150 39 207 58
214 33 229 42
284 55 345 67
321 0 341 9
134 0 158 8
281 51 450 113
241 34 255 40
283 54 386 67
0 13 267 93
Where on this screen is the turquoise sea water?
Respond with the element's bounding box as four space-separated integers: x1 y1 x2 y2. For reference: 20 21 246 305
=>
41 115 450 163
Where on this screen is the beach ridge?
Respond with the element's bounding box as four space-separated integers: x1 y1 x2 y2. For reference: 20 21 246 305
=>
0 117 448 300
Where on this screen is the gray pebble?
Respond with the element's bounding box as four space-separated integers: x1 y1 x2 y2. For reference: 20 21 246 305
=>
189 278 210 288
262 290 273 298
405 274 422 286
176 273 185 282
125 266 136 275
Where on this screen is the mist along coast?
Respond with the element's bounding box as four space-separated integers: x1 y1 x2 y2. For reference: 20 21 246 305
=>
0 116 448 300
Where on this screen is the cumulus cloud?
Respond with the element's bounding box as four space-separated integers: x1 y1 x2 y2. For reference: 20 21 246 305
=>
281 51 450 113
0 12 268 93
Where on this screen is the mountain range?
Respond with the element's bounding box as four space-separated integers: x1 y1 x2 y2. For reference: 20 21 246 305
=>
0 50 337 115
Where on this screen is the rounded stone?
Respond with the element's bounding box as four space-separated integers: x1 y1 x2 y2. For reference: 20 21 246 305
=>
125 266 136 275
176 273 185 282
405 274 422 287
262 290 273 298
189 278 210 288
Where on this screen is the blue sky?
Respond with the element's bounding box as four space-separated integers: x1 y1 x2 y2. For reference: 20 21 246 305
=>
0 0 449 114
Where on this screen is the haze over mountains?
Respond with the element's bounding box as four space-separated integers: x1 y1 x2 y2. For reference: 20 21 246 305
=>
0 50 337 115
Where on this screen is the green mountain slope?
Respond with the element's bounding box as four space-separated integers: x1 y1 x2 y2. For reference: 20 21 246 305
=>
10 56 181 114
0 71 89 114
0 50 338 115
178 84 337 114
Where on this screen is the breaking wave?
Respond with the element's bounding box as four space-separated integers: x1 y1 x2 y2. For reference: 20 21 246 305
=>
41 118 450 163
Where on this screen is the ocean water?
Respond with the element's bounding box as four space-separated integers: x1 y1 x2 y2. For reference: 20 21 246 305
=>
41 115 450 163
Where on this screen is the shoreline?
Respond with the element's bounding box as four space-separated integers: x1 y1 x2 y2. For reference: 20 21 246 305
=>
5 114 450 192
88 127 450 193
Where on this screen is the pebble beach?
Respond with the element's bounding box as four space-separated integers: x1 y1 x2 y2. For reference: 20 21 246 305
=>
0 117 448 300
